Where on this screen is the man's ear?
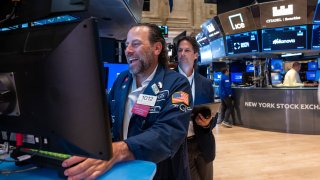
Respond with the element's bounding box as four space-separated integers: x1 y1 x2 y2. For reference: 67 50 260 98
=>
153 42 163 56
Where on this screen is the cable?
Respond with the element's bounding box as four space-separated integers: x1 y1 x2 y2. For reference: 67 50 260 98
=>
0 166 38 175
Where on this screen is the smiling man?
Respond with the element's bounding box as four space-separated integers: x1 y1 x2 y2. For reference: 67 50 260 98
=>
62 24 193 180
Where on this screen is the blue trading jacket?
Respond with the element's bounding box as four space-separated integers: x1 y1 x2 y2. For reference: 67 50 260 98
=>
108 65 192 180
219 74 233 99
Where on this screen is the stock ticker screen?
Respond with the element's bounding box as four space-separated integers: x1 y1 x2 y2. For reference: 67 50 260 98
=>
312 24 320 49
225 30 259 55
262 25 307 52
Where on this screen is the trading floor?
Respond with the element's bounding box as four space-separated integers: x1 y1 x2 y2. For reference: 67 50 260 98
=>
213 125 320 180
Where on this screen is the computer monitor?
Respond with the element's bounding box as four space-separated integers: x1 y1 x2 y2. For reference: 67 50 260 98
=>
306 71 316 81
0 18 112 160
213 72 222 84
231 73 243 83
246 64 254 73
270 59 283 72
308 62 317 71
104 63 128 92
316 70 320 81
271 72 282 85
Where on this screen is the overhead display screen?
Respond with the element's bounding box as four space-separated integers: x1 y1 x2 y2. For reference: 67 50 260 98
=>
201 18 223 42
314 0 320 24
196 32 210 47
226 30 259 55
218 6 256 35
210 37 226 59
312 24 320 49
262 25 307 52
259 0 307 28
199 45 213 64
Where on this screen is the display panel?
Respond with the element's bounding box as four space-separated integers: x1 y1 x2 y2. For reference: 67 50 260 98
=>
306 71 316 81
226 30 259 55
199 45 213 64
262 25 307 52
246 64 254 73
210 37 226 59
104 63 129 92
218 6 257 35
316 70 320 81
312 24 320 49
231 72 243 83
308 62 318 71
196 32 210 47
214 72 222 84
201 18 223 42
270 59 284 72
259 0 307 28
313 0 320 24
271 72 282 84
158 25 168 39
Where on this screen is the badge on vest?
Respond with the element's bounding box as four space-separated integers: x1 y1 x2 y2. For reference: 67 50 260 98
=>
137 94 157 106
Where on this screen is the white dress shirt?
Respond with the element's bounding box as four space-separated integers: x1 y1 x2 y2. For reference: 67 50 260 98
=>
178 66 195 137
123 65 158 139
283 68 303 86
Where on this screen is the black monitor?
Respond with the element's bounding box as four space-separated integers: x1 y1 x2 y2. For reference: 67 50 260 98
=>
271 72 282 85
306 71 316 81
0 18 112 160
225 30 259 55
270 59 284 72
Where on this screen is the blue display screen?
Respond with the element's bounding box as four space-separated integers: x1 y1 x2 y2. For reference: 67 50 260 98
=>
226 31 259 55
316 70 320 81
214 72 222 83
306 71 316 81
270 59 283 71
199 45 213 64
308 62 317 71
262 25 307 52
104 63 128 92
271 72 282 84
311 25 320 49
201 18 223 42
231 73 243 83
246 64 254 73
210 37 226 59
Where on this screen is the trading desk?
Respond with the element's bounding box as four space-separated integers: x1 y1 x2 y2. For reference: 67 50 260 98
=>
232 87 320 134
0 159 156 180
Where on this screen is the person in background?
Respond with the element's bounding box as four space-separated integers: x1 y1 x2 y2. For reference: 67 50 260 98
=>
219 68 235 128
62 23 193 180
177 36 216 180
283 62 303 86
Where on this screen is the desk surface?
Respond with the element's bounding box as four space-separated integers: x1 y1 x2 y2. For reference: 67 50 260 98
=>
0 160 156 180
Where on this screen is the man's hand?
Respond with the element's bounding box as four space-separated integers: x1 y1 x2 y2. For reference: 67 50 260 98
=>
62 141 135 180
195 113 212 128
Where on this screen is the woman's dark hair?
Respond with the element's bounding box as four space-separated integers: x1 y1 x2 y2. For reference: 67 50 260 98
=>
131 23 169 67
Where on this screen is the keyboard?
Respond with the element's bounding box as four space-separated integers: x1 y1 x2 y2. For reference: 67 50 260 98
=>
11 147 71 178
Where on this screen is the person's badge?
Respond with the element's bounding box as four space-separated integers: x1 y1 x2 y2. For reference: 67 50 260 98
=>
151 83 160 95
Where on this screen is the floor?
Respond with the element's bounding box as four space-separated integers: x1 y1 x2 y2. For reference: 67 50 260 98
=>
213 125 320 180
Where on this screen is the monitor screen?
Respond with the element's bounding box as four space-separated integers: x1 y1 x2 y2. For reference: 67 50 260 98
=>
246 64 254 73
158 25 168 39
210 37 226 59
218 6 257 35
270 59 284 71
231 72 243 83
306 71 316 81
226 30 259 55
262 25 307 52
201 18 223 42
312 24 320 49
271 72 282 85
0 18 112 160
104 63 128 92
196 32 210 47
259 0 307 28
199 45 213 64
214 72 222 83
314 0 320 24
316 70 320 81
308 62 317 71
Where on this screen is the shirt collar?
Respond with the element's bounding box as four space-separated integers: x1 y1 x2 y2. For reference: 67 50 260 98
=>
178 66 194 83
132 65 158 90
